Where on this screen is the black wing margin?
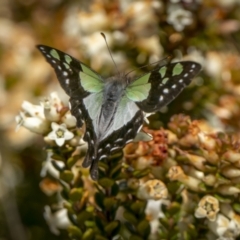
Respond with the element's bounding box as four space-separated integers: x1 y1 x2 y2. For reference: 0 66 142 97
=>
136 61 201 112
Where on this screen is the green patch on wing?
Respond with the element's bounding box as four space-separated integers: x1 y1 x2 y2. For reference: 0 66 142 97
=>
159 66 167 78
81 64 101 79
64 55 72 64
172 63 183 76
50 49 60 60
63 62 70 69
80 71 103 93
126 73 151 102
162 78 169 84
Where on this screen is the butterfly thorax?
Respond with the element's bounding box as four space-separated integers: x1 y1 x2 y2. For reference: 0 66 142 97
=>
97 76 128 139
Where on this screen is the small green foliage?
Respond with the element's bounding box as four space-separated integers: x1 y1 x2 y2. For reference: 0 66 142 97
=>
82 228 94 240
104 220 120 235
98 177 115 188
69 188 83 201
68 225 83 238
60 170 74 183
123 211 138 225
137 220 150 238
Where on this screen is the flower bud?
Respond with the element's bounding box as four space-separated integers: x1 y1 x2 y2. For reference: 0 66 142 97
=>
216 184 240 195
195 195 219 221
168 166 202 192
137 179 168 200
222 166 240 178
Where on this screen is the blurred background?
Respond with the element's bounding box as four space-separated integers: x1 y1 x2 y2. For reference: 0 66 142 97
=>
1 0 240 239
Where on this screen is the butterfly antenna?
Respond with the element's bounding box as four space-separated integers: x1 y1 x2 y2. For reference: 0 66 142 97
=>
101 32 121 76
125 56 172 77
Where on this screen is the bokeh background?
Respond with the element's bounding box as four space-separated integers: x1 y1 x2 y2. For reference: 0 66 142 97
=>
1 0 240 239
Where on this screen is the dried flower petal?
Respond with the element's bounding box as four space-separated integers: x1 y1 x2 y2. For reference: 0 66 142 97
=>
137 179 168 200
195 195 219 221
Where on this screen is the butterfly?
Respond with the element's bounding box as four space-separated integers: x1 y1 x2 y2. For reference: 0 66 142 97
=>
37 44 201 180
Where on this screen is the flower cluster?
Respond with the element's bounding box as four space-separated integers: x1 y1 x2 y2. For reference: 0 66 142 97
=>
16 92 78 147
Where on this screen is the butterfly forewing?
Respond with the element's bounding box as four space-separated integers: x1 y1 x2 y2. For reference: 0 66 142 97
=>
133 61 201 112
37 45 103 97
37 45 104 128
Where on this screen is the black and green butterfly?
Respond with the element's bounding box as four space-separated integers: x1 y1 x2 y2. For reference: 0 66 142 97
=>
37 45 201 180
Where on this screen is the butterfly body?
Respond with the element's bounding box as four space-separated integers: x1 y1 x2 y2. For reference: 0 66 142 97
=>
37 44 201 180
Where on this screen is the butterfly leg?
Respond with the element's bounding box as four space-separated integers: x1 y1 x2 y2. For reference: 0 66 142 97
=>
90 159 99 180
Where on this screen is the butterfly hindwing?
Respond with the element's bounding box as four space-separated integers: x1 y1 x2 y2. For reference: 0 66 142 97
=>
86 108 144 180
127 61 201 112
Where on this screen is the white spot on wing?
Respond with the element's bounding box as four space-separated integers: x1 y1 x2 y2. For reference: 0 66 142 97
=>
111 146 121 152
159 95 164 101
172 84 176 89
116 138 123 143
126 139 133 144
163 88 169 94
99 155 107 160
63 71 68 76
192 64 196 68
58 66 62 70
184 73 188 77
179 79 183 83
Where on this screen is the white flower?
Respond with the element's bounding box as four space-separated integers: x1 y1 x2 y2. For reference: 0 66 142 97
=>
40 92 63 122
15 111 49 134
48 122 74 146
44 206 71 235
208 213 236 239
61 111 76 128
16 100 48 134
40 150 65 178
145 199 169 234
22 100 45 118
167 6 193 31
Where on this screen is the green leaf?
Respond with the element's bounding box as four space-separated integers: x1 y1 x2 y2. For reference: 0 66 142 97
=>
82 228 94 240
77 211 92 223
123 211 138 224
98 178 115 188
60 170 74 183
95 192 104 209
104 220 120 235
68 225 82 238
137 220 150 238
69 188 83 202
133 168 151 178
129 235 142 240
103 197 118 211
130 201 146 214
67 155 80 168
